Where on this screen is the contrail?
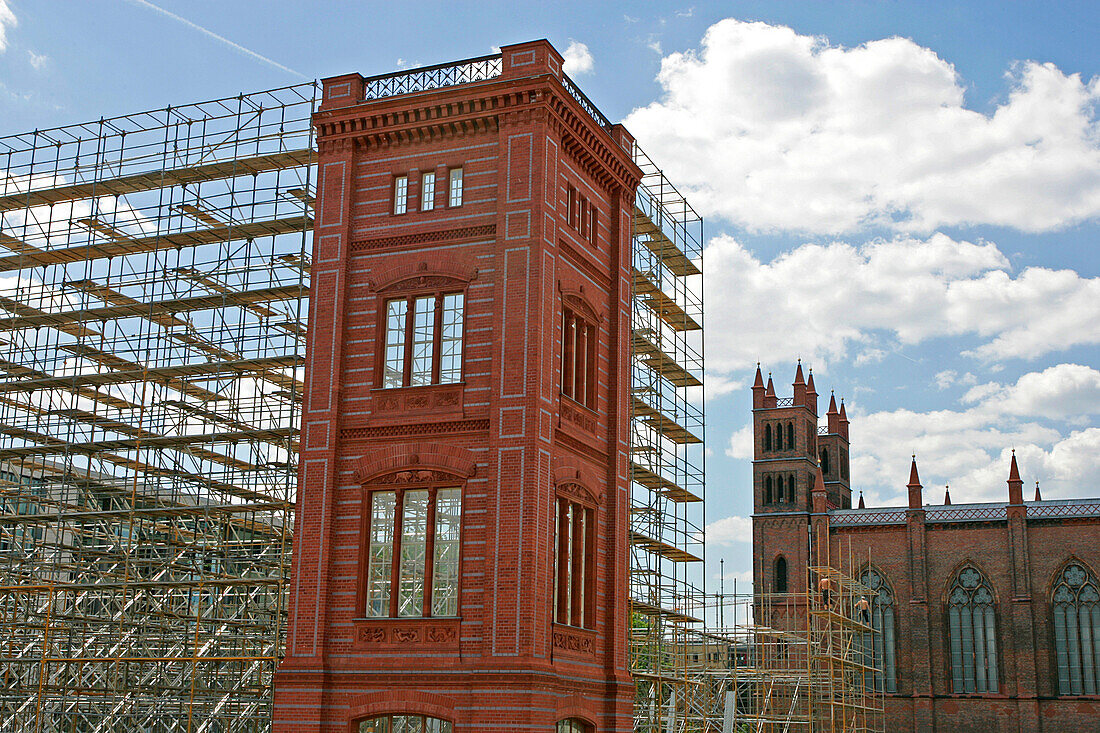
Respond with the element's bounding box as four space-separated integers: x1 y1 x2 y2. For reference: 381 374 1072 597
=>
126 0 308 79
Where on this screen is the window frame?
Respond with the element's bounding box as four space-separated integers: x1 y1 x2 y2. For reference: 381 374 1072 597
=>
774 555 788 594
1052 561 1100 696
554 491 597 630
561 305 598 410
361 480 464 620
421 170 436 211
393 175 409 215
357 714 454 733
447 167 463 207
378 289 465 389
859 567 898 694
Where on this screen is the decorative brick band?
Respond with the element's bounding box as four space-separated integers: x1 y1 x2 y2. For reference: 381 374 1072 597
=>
350 224 496 253
340 418 490 442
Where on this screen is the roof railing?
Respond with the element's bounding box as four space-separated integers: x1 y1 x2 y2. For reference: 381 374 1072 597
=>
361 53 503 101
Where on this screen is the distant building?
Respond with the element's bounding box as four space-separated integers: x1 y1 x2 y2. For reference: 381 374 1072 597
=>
752 363 1100 732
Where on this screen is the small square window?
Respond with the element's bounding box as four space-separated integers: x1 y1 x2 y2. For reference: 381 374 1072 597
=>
448 168 463 207
393 175 408 215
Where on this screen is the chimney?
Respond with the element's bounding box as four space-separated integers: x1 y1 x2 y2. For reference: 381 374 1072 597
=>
752 363 766 409
907 456 923 509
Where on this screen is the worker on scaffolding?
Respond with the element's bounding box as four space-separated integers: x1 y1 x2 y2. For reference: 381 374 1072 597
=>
818 575 836 610
856 595 871 625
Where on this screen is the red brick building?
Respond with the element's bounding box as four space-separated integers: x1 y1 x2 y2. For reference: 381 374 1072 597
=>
752 363 1100 732
273 41 642 732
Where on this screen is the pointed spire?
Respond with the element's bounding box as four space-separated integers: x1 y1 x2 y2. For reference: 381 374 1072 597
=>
826 391 840 434
806 369 817 393
908 456 921 487
794 359 805 384
763 372 777 407
907 455 923 509
838 399 849 440
944 484 951 505
1008 449 1023 504
858 491 865 509
827 391 838 414
1034 480 1042 502
793 360 808 407
811 465 827 512
752 363 766 408
805 369 818 415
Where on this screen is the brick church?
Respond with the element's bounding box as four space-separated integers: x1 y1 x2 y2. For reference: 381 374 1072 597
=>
273 41 640 732
752 363 1100 732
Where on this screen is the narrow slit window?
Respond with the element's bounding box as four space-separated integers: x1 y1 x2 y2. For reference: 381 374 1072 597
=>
448 167 463 207
421 171 436 211
365 491 396 617
393 175 408 215
410 296 435 386
383 299 408 389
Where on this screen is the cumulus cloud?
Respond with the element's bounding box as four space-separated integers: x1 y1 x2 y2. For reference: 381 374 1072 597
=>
705 515 753 544
624 19 1100 234
846 364 1100 505
0 0 15 53
562 40 594 76
704 233 1100 372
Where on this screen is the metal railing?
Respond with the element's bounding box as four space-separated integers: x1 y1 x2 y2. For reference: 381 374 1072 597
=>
362 54 503 101
560 73 613 133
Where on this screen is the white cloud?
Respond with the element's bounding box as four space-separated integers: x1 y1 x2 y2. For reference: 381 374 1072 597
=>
562 40 594 76
703 233 1100 372
706 515 753 544
624 18 1100 234
0 0 16 53
27 50 46 69
849 364 1100 505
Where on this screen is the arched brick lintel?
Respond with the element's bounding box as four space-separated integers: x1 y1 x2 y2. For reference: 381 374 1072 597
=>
346 690 458 729
368 257 478 293
354 442 478 484
554 692 597 727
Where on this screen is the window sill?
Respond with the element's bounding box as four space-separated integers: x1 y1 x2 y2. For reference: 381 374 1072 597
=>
369 383 464 423
552 623 596 657
559 395 599 438
352 616 460 649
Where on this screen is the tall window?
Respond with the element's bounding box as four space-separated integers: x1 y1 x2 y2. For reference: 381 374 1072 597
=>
561 307 597 408
820 448 830 475
764 476 773 504
393 175 408 215
948 565 999 693
786 422 795 450
448 167 463 207
364 486 462 618
764 424 772 451
421 171 436 211
1053 563 1100 695
774 556 788 594
859 568 898 693
555 497 595 628
382 292 464 388
359 715 452 733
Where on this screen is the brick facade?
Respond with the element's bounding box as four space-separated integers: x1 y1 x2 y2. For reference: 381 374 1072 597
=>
272 41 641 732
753 364 1100 732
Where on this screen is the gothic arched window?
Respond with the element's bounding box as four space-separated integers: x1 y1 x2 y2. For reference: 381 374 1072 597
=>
859 568 897 693
948 565 999 693
1053 563 1100 695
764 476 773 504
788 475 796 503
820 448 830 476
786 422 795 450
764 424 772 451
774 556 788 594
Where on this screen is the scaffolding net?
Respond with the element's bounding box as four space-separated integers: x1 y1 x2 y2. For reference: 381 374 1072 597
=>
0 83 317 732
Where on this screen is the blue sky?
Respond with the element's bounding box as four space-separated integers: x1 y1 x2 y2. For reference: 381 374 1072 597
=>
1 1 1098 590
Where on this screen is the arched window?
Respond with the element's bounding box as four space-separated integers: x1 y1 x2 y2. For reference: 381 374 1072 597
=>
786 422 795 450
859 568 897 693
774 556 788 594
557 720 591 733
820 448 830 475
948 565 999 693
359 714 452 732
1053 563 1100 695
788 475 796 503
764 476 773 504
764 424 772 451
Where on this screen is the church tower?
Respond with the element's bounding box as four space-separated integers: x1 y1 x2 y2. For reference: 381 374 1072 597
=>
273 41 640 732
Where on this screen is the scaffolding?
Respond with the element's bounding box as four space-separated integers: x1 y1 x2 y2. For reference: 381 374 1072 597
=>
648 550 886 732
628 146 706 732
0 83 317 731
